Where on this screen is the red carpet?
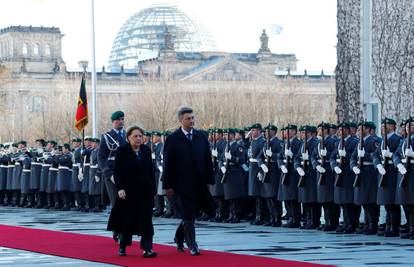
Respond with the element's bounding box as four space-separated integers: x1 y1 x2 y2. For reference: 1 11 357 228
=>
0 224 335 267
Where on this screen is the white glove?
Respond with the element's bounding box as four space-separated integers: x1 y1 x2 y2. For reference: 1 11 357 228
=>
260 164 269 173
158 166 163 173
265 149 272 157
381 148 393 158
285 148 293 158
77 171 84 182
280 165 288 174
316 165 326 173
338 149 346 157
94 175 100 183
320 148 327 157
357 148 365 158
212 149 218 157
302 152 309 161
296 167 305 176
352 166 361 175
225 151 232 160
220 166 226 174
397 163 407 175
151 153 156 160
405 148 414 157
110 175 115 184
376 164 386 175
334 166 342 174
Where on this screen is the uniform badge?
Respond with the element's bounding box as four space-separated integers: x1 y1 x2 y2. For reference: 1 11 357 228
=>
239 147 243 152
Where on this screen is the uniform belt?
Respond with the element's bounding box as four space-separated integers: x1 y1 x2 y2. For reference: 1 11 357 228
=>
49 167 59 171
318 159 328 164
7 165 14 168
72 163 80 168
382 160 394 164
90 165 99 169
362 162 373 166
31 162 42 166
0 165 7 168
42 164 51 167
83 163 91 166
23 169 31 173
108 157 115 161
228 162 236 166
14 162 21 166
249 158 258 163
58 166 72 171
401 159 414 164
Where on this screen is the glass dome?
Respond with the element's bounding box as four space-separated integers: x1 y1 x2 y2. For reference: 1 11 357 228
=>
108 5 217 70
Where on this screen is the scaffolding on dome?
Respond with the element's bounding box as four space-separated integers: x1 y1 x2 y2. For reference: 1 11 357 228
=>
108 5 217 70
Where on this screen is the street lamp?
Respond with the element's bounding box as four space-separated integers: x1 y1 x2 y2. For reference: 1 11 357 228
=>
78 60 89 73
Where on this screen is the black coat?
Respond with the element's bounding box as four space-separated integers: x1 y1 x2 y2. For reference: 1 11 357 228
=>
162 128 215 220
107 143 156 236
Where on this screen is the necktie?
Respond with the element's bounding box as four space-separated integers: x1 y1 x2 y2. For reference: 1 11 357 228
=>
118 131 123 140
186 133 192 141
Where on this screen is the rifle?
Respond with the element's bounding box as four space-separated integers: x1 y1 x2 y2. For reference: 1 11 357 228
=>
400 119 411 187
297 129 307 188
221 131 231 183
212 130 218 170
334 126 345 186
262 127 271 183
353 123 364 187
379 119 387 187
281 125 290 185
318 122 326 186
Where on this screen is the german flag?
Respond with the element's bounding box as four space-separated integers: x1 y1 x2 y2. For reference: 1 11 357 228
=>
74 74 88 131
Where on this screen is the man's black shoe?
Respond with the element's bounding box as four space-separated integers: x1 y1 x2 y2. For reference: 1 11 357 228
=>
143 250 157 258
174 237 185 252
190 247 200 256
112 232 119 243
118 247 126 256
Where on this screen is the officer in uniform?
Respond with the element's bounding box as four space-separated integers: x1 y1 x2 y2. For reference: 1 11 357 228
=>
30 139 46 208
19 141 32 207
392 117 414 239
89 138 102 212
330 122 359 233
373 118 403 237
5 143 16 206
295 126 320 229
70 138 85 211
210 128 228 222
219 128 248 223
38 140 56 208
11 142 24 206
81 137 93 211
247 123 267 225
256 124 283 226
351 121 381 234
313 123 339 231
47 144 61 209
0 144 7 205
56 143 73 211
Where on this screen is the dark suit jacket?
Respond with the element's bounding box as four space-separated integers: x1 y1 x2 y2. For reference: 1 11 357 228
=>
107 143 156 236
162 127 215 219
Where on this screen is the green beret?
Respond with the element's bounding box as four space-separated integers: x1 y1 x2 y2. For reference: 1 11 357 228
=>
317 122 329 128
91 138 100 143
251 123 262 130
144 131 152 137
35 138 46 144
47 140 57 146
264 124 278 131
309 126 317 133
286 124 298 130
111 110 125 121
237 128 245 135
382 117 396 125
348 121 358 128
244 126 251 131
19 140 27 146
338 121 350 128
84 136 93 141
71 138 82 143
328 123 338 129
63 143 71 150
227 128 236 134
367 121 376 129
12 143 18 148
152 131 162 137
215 128 224 134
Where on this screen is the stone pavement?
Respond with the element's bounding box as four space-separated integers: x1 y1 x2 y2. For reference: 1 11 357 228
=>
0 207 413 267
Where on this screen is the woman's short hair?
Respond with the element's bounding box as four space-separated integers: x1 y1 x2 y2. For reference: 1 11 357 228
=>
126 125 145 138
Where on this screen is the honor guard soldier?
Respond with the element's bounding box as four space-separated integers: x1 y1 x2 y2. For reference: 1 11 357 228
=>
71 138 85 211
350 121 381 235
373 118 403 237
4 143 15 206
210 128 228 222
11 142 24 206
392 117 414 239
38 140 56 208
218 128 248 223
89 138 102 212
247 123 267 225
47 143 61 209
313 123 340 231
18 141 33 207
278 125 302 228
30 139 46 208
81 137 93 211
256 124 283 226
295 126 320 229
144 131 152 148
152 131 165 217
331 122 359 233
0 144 7 205
56 143 73 211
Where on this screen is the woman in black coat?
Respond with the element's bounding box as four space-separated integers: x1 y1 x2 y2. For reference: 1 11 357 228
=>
107 125 157 258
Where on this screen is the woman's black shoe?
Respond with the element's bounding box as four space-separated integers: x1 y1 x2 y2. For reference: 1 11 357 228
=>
143 250 157 258
190 246 200 256
174 237 185 252
118 247 126 256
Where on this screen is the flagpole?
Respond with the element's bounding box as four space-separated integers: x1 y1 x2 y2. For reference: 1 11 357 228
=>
90 0 98 138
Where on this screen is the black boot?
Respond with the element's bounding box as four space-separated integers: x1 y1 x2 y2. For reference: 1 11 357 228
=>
250 198 263 225
92 195 102 212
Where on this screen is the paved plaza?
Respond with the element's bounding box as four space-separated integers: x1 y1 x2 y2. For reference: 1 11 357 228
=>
0 207 414 267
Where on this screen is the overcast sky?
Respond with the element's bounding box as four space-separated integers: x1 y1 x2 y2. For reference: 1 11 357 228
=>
0 0 337 71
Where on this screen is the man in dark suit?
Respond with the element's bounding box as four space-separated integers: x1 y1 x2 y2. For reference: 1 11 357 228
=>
162 107 215 256
98 110 127 242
